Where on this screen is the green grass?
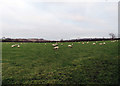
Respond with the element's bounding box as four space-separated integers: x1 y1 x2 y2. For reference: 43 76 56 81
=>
2 41 119 85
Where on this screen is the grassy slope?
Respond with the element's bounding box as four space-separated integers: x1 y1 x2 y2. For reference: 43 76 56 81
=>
2 41 119 85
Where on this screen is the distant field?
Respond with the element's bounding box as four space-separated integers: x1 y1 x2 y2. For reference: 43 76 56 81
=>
2 41 119 85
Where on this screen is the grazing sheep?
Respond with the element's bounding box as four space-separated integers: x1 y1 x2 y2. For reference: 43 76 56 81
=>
11 45 15 48
53 46 59 50
103 42 106 45
72 43 74 46
52 44 55 47
99 43 103 45
17 45 20 48
87 42 89 44
82 42 84 44
52 43 58 47
68 45 72 48
93 43 96 45
52 44 54 46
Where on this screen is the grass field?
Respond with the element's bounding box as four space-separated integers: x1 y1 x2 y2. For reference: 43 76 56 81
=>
2 40 119 85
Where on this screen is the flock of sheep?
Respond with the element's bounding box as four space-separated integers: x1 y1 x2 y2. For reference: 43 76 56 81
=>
52 43 73 50
92 42 106 45
11 44 20 48
11 40 118 50
51 40 119 50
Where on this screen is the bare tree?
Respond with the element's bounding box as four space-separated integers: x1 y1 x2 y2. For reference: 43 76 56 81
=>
109 33 115 39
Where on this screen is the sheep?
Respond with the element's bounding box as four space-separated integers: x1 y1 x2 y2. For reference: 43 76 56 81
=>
11 45 15 48
52 44 55 47
53 46 59 50
17 45 20 48
68 45 72 48
82 42 84 44
52 44 57 47
72 43 74 46
87 42 89 44
93 43 96 45
99 43 103 45
52 43 58 47
103 42 106 45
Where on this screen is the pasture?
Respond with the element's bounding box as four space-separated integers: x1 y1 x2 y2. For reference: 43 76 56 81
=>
2 40 119 85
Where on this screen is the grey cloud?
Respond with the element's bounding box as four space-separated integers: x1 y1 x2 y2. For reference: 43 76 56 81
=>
1 0 118 39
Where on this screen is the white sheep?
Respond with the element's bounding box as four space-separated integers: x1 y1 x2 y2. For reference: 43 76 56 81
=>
52 44 55 47
53 46 59 50
52 43 58 47
93 43 96 45
68 45 72 48
11 45 15 48
72 43 74 46
17 45 20 48
103 42 106 45
99 43 103 45
82 42 84 44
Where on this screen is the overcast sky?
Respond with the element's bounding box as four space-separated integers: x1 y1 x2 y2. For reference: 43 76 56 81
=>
0 0 118 40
